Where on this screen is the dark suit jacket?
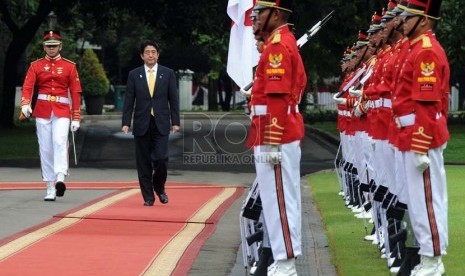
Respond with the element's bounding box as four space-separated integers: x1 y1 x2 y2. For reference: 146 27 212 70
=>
122 64 180 136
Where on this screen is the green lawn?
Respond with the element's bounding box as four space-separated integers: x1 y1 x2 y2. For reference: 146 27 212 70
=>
0 122 39 159
308 166 465 276
443 124 465 163
310 121 340 137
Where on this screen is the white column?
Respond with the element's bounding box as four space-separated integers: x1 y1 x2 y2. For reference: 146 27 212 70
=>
450 84 459 112
177 69 194 111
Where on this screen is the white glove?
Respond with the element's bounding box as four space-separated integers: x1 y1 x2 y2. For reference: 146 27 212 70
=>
240 87 251 97
413 153 430 172
266 145 282 165
70 120 80 132
349 87 362 97
332 94 347 105
21 105 32 118
354 103 364 117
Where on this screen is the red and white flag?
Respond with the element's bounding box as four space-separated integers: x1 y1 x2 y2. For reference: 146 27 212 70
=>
227 0 259 88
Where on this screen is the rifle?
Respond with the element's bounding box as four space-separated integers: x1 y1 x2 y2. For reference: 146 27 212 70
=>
241 10 335 92
296 10 335 47
334 65 367 98
334 54 377 99
356 65 374 89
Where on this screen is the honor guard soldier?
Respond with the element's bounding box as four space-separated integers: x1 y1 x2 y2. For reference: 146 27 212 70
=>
20 30 82 201
336 47 355 187
393 0 450 274
347 29 374 217
247 0 306 274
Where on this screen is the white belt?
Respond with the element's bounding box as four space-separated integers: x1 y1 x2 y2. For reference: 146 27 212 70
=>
395 112 442 128
250 105 299 116
374 98 392 108
37 94 70 104
338 110 351 117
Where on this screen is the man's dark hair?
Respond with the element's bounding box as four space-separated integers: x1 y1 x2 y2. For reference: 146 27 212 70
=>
139 40 160 54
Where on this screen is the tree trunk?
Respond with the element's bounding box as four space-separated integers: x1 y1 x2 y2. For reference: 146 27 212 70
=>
0 45 22 128
208 77 218 111
0 0 52 129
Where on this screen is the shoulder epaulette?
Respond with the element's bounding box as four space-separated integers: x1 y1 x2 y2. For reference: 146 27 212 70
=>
271 33 281 44
30 58 44 64
62 57 76 64
422 36 432 49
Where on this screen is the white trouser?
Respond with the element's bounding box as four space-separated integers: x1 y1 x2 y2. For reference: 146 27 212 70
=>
254 141 302 260
354 131 370 184
394 148 408 205
340 132 348 160
361 132 372 185
372 139 393 190
353 132 363 178
402 146 448 257
364 136 379 188
345 134 356 167
379 140 395 191
36 113 70 182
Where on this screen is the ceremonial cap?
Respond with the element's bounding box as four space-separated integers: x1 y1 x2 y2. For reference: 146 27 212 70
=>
401 0 442 20
382 0 398 20
392 0 408 14
368 10 383 33
254 0 294 13
43 30 62 46
341 46 352 62
355 29 369 48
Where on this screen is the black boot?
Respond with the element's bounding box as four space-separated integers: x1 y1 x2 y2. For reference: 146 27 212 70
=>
389 228 407 250
390 241 406 269
397 247 420 276
252 247 273 276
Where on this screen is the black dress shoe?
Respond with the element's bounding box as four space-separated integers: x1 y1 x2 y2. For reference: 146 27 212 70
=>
55 181 66 197
157 193 169 204
144 200 154 206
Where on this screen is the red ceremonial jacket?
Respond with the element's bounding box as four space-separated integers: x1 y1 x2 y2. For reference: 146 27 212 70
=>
247 25 307 148
21 55 82 121
336 72 352 133
391 31 450 153
351 57 376 134
387 38 410 147
365 48 389 138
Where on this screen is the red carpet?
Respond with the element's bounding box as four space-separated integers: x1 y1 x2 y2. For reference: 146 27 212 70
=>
0 184 243 275
0 181 216 190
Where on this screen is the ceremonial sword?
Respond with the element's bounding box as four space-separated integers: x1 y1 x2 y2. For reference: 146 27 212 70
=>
71 128 78 165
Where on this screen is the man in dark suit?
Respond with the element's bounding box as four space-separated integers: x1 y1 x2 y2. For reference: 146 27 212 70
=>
122 40 180 206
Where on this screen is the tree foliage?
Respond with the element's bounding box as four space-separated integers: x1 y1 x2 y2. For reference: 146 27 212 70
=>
79 48 110 96
0 0 54 128
436 1 465 73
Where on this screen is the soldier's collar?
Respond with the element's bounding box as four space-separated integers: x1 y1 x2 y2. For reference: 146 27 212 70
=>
45 54 62 61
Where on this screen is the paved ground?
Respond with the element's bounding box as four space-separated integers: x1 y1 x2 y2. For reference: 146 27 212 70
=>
0 113 338 275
